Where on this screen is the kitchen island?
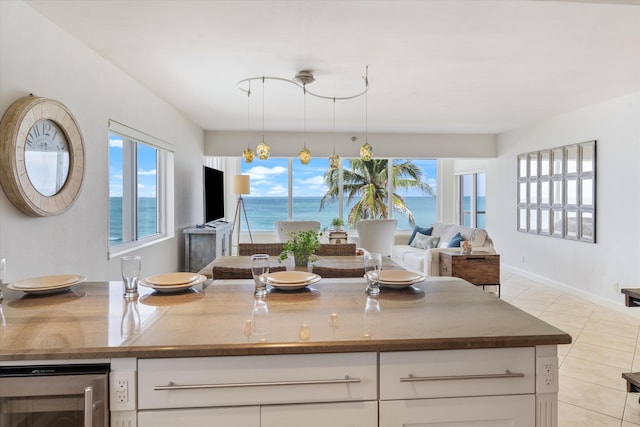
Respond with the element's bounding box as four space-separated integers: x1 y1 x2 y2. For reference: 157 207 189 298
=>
0 277 571 426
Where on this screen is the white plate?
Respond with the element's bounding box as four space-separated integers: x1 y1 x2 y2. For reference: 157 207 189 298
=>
266 274 322 290
378 270 424 283
139 274 207 293
265 271 319 284
145 272 201 286
8 275 86 294
378 275 425 289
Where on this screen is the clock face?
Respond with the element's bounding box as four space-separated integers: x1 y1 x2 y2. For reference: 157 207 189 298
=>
25 119 70 196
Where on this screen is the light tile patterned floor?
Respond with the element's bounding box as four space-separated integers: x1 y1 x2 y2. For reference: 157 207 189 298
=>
500 271 640 426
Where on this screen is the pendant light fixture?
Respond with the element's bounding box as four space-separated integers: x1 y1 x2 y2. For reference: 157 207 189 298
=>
242 81 255 163
237 67 369 161
256 77 271 160
298 85 311 165
328 97 340 169
359 66 372 161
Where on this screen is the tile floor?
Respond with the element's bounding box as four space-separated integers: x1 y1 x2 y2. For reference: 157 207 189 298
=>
499 270 640 426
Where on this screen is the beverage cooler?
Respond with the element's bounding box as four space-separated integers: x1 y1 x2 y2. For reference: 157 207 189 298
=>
0 363 109 427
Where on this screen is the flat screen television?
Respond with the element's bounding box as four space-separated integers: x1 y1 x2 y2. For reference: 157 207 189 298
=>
203 166 224 225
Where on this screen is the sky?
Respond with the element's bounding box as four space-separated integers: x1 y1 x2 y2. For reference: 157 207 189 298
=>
109 134 158 198
241 158 437 198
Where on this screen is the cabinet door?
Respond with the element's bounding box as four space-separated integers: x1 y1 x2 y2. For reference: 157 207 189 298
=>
138 406 259 427
261 401 378 427
380 395 535 427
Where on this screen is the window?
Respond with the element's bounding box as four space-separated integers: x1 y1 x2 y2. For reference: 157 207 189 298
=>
458 172 486 228
108 121 174 257
240 156 436 232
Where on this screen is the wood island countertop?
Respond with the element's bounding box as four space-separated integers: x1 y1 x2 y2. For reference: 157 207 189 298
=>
0 277 571 362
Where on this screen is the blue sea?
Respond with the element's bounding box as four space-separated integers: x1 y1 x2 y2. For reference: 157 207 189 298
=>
242 196 438 231
109 197 157 244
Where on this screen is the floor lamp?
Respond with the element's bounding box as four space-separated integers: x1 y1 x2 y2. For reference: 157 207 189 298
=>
231 175 253 252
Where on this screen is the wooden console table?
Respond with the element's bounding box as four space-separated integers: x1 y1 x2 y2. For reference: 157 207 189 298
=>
439 251 501 297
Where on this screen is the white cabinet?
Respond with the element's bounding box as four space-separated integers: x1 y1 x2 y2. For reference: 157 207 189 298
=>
261 401 378 427
380 347 535 400
379 395 535 427
134 346 557 426
137 352 377 425
138 406 260 427
379 348 537 427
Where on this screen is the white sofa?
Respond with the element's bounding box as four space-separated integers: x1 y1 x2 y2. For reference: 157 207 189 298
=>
391 222 495 276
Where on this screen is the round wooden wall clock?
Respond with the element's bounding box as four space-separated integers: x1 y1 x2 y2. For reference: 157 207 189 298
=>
0 95 85 216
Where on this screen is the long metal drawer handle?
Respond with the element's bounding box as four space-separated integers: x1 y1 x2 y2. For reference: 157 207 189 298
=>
400 370 525 382
84 386 93 427
154 375 361 391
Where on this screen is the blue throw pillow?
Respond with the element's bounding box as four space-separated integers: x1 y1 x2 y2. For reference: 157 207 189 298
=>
447 232 464 248
408 226 432 245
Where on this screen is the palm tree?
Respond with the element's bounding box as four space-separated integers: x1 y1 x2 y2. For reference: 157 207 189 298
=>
320 159 436 228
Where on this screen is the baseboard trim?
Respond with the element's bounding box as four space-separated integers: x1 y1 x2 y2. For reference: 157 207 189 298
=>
501 264 640 320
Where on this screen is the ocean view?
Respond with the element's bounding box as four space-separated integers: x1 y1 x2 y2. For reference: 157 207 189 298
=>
109 197 157 244
242 196 438 231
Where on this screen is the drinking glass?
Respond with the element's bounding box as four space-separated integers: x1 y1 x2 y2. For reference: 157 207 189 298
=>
251 254 269 297
364 252 382 296
121 255 141 299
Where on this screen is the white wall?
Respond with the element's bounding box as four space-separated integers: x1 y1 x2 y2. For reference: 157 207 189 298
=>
205 131 497 159
0 1 204 282
488 92 640 304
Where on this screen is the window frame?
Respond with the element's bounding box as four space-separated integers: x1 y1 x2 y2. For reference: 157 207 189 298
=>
456 171 486 228
238 156 437 231
108 120 174 259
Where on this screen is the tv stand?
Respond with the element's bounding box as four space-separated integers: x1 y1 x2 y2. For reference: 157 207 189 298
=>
206 220 228 228
184 222 233 272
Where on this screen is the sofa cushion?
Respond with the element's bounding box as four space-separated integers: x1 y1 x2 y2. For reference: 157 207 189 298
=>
447 232 464 248
407 225 432 245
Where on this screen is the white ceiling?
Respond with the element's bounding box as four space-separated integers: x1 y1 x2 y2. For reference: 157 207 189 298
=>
24 0 640 134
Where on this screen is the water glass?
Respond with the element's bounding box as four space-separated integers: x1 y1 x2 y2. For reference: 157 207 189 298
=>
251 254 270 297
121 255 141 299
364 252 382 296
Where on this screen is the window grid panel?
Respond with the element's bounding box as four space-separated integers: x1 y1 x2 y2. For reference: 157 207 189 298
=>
517 141 595 243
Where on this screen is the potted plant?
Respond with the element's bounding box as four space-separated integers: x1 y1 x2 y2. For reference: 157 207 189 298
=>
278 229 322 267
331 217 344 231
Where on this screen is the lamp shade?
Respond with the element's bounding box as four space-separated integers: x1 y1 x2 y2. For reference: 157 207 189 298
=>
233 174 251 195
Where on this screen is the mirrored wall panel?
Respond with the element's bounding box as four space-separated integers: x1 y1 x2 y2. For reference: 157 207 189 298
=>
517 140 596 243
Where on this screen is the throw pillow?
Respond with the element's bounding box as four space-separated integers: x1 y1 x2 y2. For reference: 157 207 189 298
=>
423 235 440 249
447 232 464 248
408 225 433 245
410 232 429 248
411 233 439 249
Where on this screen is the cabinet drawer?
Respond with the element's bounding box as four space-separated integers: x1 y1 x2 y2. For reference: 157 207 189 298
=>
380 347 534 400
379 394 535 426
138 352 377 410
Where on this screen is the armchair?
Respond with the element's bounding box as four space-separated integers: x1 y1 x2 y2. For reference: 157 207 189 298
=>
355 219 398 257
